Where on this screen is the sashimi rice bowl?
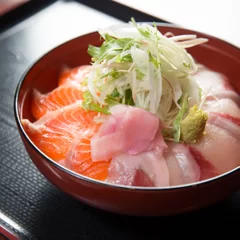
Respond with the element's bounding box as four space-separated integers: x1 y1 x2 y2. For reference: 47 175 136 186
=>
15 19 240 215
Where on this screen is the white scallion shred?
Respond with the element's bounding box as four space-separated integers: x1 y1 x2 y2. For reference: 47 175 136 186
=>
84 18 209 140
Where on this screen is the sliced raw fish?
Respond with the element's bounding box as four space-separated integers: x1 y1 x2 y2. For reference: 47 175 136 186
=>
90 104 166 161
31 81 83 120
106 148 170 187
164 143 200 186
65 130 110 181
202 98 240 119
208 112 240 139
58 65 91 86
191 119 240 174
22 103 100 161
188 147 219 180
193 68 240 105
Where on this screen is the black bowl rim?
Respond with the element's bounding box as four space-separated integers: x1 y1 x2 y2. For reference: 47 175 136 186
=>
14 22 240 191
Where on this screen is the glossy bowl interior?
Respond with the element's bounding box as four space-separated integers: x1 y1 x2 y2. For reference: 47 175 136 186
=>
14 23 240 216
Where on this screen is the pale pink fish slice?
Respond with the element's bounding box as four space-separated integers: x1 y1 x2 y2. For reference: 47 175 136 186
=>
203 98 240 118
91 104 166 162
192 120 240 174
107 149 170 187
164 142 201 186
193 67 240 105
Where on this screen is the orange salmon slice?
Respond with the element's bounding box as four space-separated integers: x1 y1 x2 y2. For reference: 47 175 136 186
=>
31 81 83 120
58 65 91 86
65 130 110 181
23 103 110 180
22 103 99 161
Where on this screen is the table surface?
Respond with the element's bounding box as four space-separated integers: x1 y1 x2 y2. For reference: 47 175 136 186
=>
0 1 239 239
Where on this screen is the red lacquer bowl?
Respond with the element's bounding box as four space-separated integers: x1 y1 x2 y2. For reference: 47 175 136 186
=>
14 23 240 216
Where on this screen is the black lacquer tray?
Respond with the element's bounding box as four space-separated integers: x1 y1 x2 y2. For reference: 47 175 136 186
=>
0 1 239 239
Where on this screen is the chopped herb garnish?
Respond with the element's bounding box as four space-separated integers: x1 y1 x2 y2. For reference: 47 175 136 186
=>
82 102 110 115
172 94 188 142
84 18 208 143
124 89 134 106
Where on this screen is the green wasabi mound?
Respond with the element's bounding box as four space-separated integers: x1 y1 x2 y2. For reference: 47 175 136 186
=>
180 105 208 143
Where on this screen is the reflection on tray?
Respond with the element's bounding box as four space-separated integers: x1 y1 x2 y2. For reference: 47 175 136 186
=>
0 224 21 240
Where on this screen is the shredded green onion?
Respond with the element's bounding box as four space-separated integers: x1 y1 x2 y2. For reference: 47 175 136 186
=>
83 18 209 142
172 94 189 142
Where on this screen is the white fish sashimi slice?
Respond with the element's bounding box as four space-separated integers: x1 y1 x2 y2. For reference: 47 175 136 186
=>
192 121 240 174
193 68 240 105
193 71 240 174
106 149 170 187
165 97 240 180
208 112 240 140
203 98 240 118
164 143 200 186
193 68 230 92
208 90 240 106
